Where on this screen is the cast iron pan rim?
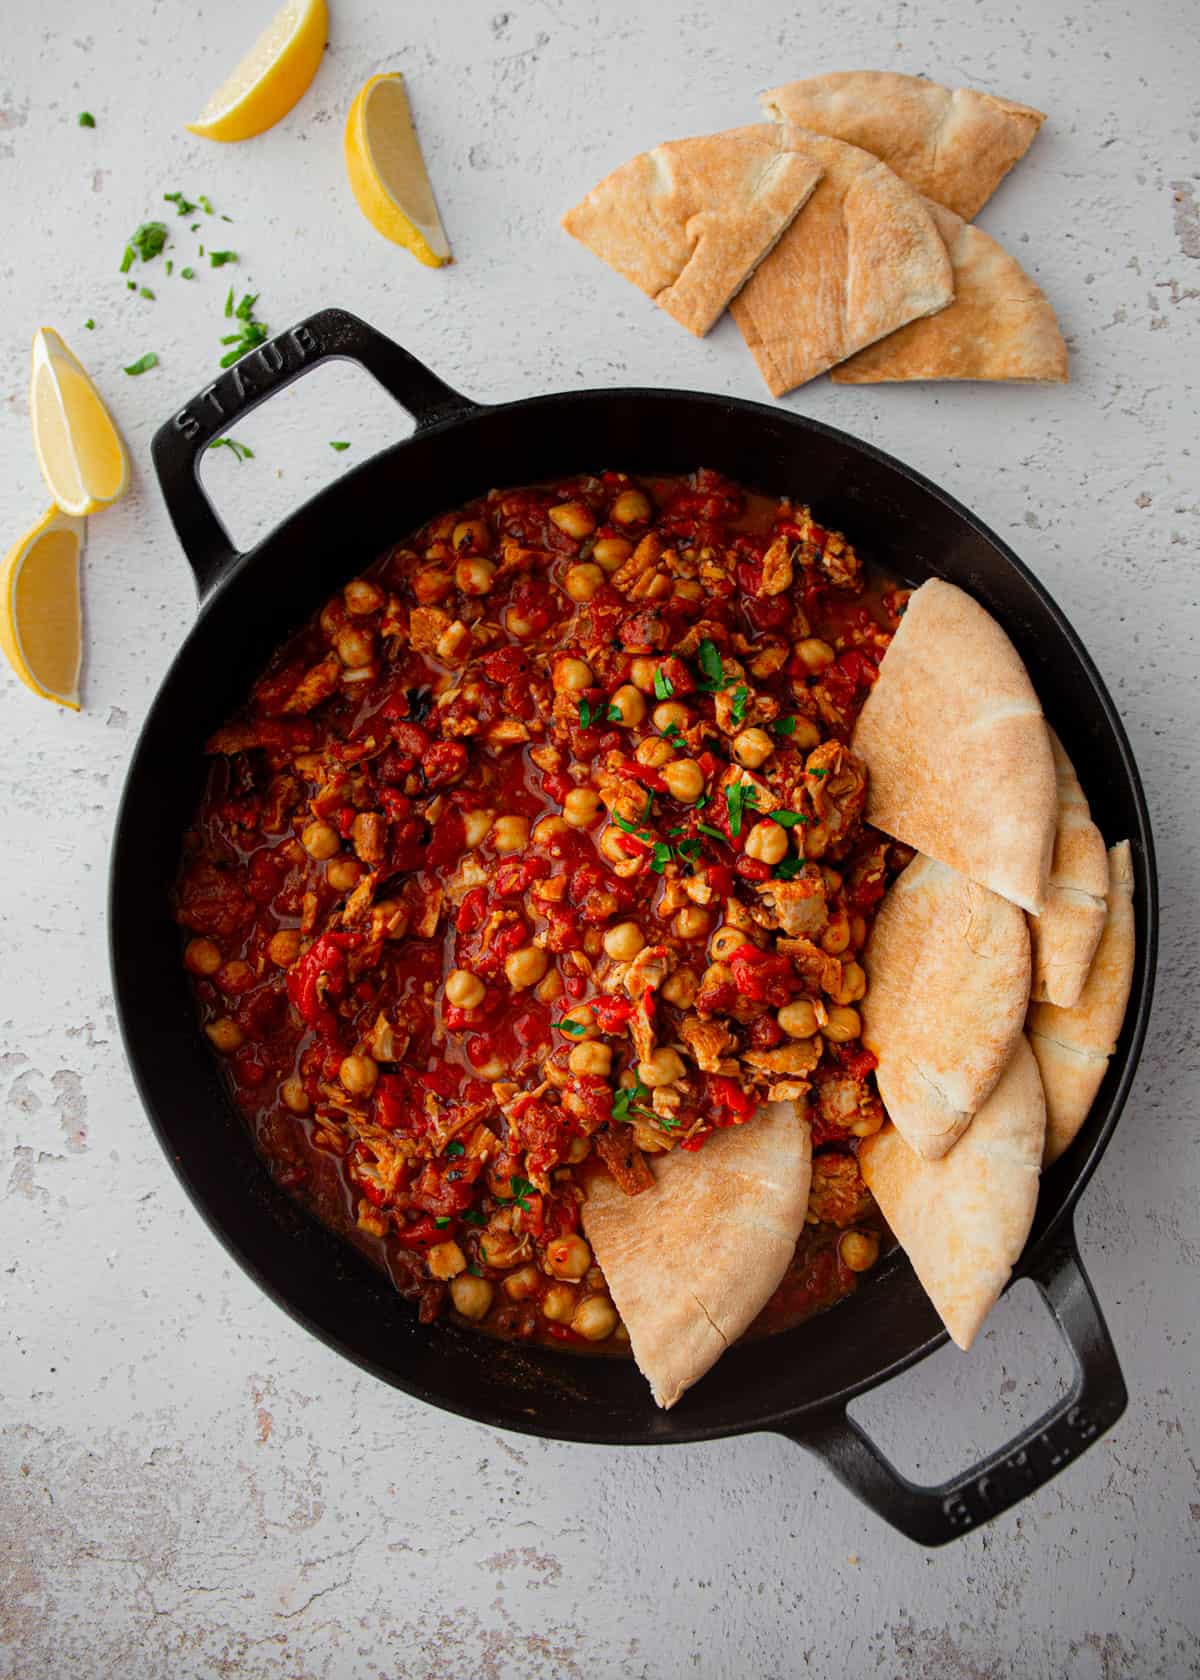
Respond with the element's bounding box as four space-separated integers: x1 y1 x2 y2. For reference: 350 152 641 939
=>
111 377 1157 1447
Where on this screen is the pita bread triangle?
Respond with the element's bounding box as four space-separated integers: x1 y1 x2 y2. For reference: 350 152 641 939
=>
859 1036 1046 1350
728 130 953 395
581 1100 812 1409
831 199 1068 384
761 71 1045 221
1027 729 1109 1007
561 125 824 337
851 578 1057 914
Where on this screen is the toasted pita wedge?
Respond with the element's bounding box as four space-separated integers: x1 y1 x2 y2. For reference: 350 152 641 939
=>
1029 841 1136 1164
831 201 1067 384
581 1101 811 1409
861 854 1030 1160
851 579 1057 913
728 131 953 395
761 72 1045 221
859 1037 1045 1349
1028 730 1109 1007
561 125 824 338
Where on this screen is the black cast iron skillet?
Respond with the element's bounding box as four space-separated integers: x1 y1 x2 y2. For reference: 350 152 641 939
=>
111 308 1157 1546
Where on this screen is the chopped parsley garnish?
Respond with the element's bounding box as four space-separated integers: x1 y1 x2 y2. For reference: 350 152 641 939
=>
809 766 828 778
128 221 168 263
208 437 254 463
557 1018 586 1037
84 318 94 330
767 808 806 828
676 836 701 860
119 247 134 274
163 190 197 215
467 1263 483 1277
696 638 725 692
501 1176 536 1212
462 1208 486 1226
730 685 749 726
224 287 234 318
180 266 195 280
612 811 649 837
445 1139 465 1158
123 352 158 376
434 1216 450 1228
606 702 623 722
697 822 725 842
663 721 685 747
773 856 805 880
725 781 759 838
578 697 595 729
612 1078 656 1124
78 111 95 128
198 194 215 215
139 287 155 300
219 293 269 368
653 667 674 700
165 260 173 276
329 440 351 452
209 249 237 267
771 715 798 736
657 1114 681 1130
650 842 672 875
641 791 654 821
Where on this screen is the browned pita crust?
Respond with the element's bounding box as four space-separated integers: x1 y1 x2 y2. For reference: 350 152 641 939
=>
831 200 1068 384
859 1037 1045 1349
1028 730 1109 1007
851 579 1057 914
561 125 823 337
581 1101 811 1409
761 72 1045 221
1029 841 1136 1163
861 854 1030 1160
728 131 953 395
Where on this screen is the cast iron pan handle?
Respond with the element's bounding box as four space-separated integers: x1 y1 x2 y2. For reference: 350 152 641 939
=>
779 1226 1127 1546
150 307 478 598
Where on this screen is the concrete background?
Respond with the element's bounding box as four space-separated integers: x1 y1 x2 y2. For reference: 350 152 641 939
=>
2 0 1197 1674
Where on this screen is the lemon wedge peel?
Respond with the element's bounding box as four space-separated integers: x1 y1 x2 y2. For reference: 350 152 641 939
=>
0 507 85 710
30 329 130 520
186 0 328 143
344 73 451 267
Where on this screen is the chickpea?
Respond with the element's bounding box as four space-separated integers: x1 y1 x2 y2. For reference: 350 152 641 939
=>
839 1230 881 1273
553 657 593 693
628 657 657 692
639 1046 685 1088
564 562 604 602
452 518 491 553
463 808 495 847
326 857 363 893
505 945 548 990
823 1005 862 1043
560 1004 598 1040
492 814 530 854
503 1263 542 1301
445 968 486 1010
636 736 676 769
533 814 569 845
455 557 495 596
653 700 690 734
427 1240 468 1281
709 925 745 962
280 1075 310 1114
449 1274 495 1320
598 825 637 869
829 960 867 1006
611 488 652 524
320 598 347 637
569 1041 613 1078
796 637 836 673
821 868 844 895
662 757 704 802
343 578 384 615
744 819 789 866
301 821 340 862
563 786 602 827
474 1055 508 1080
603 921 646 962
850 1106 885 1140
549 501 596 540
661 969 699 1009
673 906 711 941
542 1283 578 1322
792 716 822 750
535 969 564 1004
733 727 774 770
572 1296 619 1341
822 913 851 955
206 1017 244 1053
592 536 633 572
335 626 375 668
546 1233 593 1280
608 684 647 727
413 566 453 605
268 929 302 968
507 610 536 638
778 998 819 1039
184 937 222 977
340 1054 379 1096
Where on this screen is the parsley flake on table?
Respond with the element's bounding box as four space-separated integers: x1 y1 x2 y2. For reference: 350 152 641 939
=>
329 441 351 452
180 266 195 280
78 111 95 128
139 287 155 301
219 293 269 368
84 318 95 330
163 190 197 216
207 437 254 463
128 221 168 263
209 249 237 267
123 352 158 376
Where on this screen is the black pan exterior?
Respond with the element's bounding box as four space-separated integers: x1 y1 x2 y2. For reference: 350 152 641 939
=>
113 360 1156 1459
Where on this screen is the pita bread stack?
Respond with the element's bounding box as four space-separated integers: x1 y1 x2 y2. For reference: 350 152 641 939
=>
562 70 1066 393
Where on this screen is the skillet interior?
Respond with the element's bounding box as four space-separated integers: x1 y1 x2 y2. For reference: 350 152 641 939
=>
111 388 1156 1444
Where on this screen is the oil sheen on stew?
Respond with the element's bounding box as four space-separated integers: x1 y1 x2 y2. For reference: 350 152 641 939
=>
178 469 908 1357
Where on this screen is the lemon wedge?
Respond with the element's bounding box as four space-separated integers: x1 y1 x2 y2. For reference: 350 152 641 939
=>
186 0 327 143
344 73 451 266
0 507 84 709
30 329 130 519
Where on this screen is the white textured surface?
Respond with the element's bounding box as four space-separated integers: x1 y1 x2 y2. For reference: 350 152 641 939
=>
2 0 1198 1674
